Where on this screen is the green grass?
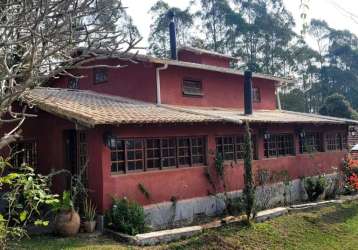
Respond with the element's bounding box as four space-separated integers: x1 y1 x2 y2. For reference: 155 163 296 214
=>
12 201 358 250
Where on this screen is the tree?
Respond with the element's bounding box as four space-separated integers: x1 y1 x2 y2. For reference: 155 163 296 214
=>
0 0 140 246
148 1 194 58
0 0 141 149
243 121 255 223
319 94 358 120
280 88 306 112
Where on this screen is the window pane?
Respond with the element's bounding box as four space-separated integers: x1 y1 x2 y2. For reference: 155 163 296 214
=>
264 134 294 158
183 79 203 96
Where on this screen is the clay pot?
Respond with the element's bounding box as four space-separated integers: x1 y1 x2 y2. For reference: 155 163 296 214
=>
54 209 81 237
83 220 96 233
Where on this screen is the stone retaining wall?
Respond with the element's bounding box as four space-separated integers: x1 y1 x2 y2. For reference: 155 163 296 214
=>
144 173 338 229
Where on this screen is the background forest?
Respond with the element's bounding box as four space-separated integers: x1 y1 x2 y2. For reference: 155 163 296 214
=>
133 0 357 119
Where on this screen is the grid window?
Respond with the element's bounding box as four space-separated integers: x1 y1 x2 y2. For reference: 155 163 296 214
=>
264 134 295 158
299 132 323 153
12 140 38 168
182 79 203 96
126 139 144 171
252 88 261 103
111 139 125 173
146 139 160 170
161 138 176 168
191 137 205 164
216 135 257 161
177 138 190 165
94 68 108 84
110 136 206 173
68 77 79 89
326 133 346 151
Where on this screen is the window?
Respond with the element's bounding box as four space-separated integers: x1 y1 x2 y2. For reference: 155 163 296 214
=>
216 135 257 161
182 79 203 96
68 77 79 89
126 139 144 171
326 133 347 151
299 132 323 153
110 136 206 173
264 134 295 158
94 68 108 84
252 87 261 103
11 140 38 168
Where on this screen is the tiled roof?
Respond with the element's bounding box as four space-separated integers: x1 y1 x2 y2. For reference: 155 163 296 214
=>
178 46 237 60
22 88 226 127
22 87 358 127
167 106 358 125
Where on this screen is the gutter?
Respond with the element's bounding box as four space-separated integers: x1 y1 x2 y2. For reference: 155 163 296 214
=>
156 64 168 104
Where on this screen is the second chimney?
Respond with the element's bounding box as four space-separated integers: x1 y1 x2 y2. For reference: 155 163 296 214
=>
168 10 177 60
244 70 253 115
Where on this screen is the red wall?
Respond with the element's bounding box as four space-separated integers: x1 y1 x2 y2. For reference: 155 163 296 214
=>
0 110 76 194
49 58 277 110
178 50 231 68
50 59 157 103
160 65 277 109
1 109 347 214
97 123 347 213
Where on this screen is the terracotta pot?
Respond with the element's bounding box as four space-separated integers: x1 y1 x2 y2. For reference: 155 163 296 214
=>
83 220 96 233
54 209 81 237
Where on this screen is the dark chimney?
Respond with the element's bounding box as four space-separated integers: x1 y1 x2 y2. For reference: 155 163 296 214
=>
244 70 253 115
168 10 177 60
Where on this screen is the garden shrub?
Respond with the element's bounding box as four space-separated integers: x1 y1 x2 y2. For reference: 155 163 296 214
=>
303 175 327 201
105 198 146 235
226 197 243 216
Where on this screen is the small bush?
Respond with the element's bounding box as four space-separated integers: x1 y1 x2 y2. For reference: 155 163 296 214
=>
304 176 327 202
105 198 146 235
226 197 243 216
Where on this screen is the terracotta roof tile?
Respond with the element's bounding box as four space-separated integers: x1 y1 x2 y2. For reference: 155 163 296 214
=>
22 87 358 127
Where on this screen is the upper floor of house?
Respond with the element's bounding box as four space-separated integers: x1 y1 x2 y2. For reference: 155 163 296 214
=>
49 47 289 110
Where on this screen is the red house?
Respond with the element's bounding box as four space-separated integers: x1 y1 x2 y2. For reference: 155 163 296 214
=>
6 43 358 228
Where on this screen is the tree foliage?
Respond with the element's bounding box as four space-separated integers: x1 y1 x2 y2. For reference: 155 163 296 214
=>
319 94 358 120
147 1 358 117
0 0 141 149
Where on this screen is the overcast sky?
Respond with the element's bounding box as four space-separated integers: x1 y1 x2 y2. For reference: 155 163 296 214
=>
121 0 358 50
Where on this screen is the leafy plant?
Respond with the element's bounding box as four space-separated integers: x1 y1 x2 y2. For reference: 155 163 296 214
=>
215 153 224 178
52 191 73 213
105 198 146 235
83 199 96 221
0 157 59 248
304 175 327 202
138 183 151 200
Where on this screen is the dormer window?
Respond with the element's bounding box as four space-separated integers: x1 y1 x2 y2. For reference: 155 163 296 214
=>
182 79 203 96
68 77 79 89
94 68 108 84
252 87 261 103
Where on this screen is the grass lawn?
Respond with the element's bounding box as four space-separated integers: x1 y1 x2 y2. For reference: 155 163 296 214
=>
12 200 358 250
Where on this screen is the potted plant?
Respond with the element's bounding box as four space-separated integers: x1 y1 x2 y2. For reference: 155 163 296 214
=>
83 198 97 233
53 191 81 237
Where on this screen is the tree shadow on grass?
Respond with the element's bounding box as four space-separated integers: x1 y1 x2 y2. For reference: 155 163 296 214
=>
317 202 358 225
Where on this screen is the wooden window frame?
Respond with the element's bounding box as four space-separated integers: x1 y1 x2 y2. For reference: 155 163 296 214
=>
11 139 38 168
110 136 207 174
182 78 203 97
252 87 261 103
264 133 295 158
68 76 80 89
216 135 258 162
299 132 323 153
93 68 108 84
326 132 347 151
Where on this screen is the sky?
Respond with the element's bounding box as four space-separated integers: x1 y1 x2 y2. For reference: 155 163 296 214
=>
121 0 358 51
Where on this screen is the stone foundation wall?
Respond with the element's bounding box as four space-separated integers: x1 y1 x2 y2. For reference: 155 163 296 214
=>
144 173 338 229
